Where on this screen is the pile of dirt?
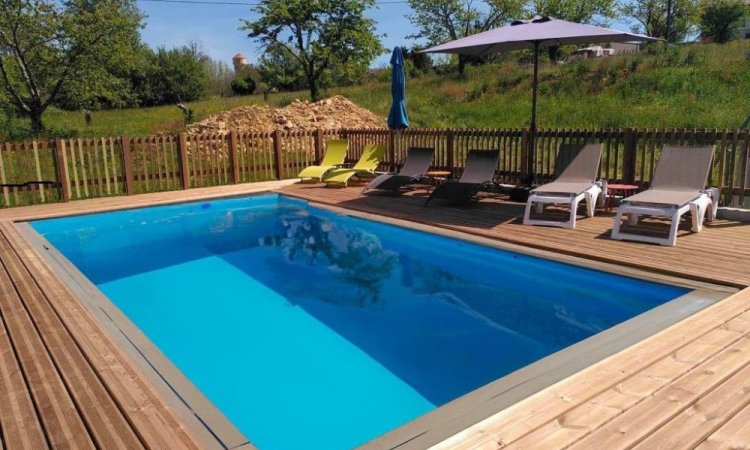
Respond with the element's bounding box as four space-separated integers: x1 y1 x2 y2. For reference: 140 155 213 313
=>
187 95 385 135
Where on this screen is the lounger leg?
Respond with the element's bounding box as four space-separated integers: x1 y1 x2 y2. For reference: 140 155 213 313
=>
568 197 579 228
692 203 702 232
523 198 534 225
666 208 681 246
584 192 596 218
690 201 708 233
612 207 625 238
628 213 639 226
535 202 544 214
707 198 716 222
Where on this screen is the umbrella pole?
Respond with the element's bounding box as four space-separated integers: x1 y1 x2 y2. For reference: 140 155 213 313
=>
528 40 540 183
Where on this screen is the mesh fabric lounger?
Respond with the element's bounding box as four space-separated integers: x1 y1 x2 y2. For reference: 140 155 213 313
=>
363 147 435 194
523 143 604 229
611 145 716 246
424 149 499 206
297 139 348 181
323 144 386 187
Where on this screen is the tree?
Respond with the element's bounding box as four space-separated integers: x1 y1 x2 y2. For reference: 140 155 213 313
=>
0 0 144 132
621 0 701 43
699 0 748 43
205 58 235 97
257 42 307 92
131 43 209 106
403 45 433 74
231 69 257 95
525 0 619 24
242 0 384 101
406 0 524 75
526 0 620 59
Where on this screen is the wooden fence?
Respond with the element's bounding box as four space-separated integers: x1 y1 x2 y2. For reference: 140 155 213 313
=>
1 127 749 209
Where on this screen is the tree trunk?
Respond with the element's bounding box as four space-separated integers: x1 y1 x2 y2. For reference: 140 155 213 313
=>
309 77 320 101
458 55 466 77
547 46 560 62
29 109 44 135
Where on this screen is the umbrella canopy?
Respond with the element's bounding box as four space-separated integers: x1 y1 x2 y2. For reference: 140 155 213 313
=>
387 47 410 129
422 16 656 180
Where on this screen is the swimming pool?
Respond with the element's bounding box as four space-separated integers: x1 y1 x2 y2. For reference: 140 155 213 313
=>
31 194 692 450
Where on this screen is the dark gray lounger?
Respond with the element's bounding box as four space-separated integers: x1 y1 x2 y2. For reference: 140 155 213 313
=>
363 147 435 194
424 149 499 206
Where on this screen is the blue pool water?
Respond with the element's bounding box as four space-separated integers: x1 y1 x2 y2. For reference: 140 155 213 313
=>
32 194 688 450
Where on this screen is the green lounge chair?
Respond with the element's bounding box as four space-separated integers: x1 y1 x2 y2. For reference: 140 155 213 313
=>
323 144 387 187
298 139 348 181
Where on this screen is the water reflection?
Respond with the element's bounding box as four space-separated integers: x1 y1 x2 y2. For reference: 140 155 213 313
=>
258 214 398 307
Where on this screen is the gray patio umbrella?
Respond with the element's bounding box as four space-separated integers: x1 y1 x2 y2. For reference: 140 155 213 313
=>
421 16 656 180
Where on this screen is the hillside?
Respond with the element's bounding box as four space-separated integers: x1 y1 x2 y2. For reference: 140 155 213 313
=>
34 40 750 138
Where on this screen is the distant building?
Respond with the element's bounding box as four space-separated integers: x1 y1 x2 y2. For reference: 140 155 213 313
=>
609 42 640 54
233 53 248 73
574 46 613 58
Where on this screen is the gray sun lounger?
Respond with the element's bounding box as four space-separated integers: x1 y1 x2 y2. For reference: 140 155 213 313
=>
523 143 604 228
425 149 499 206
611 145 717 246
363 147 435 194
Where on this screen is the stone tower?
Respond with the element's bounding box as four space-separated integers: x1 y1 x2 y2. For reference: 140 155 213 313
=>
232 53 247 73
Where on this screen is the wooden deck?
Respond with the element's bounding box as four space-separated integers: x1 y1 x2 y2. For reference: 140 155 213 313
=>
0 179 749 449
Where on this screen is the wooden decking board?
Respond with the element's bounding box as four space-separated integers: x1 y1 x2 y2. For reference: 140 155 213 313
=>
0 307 49 450
0 222 201 450
0 231 144 450
697 401 750 449
633 361 750 449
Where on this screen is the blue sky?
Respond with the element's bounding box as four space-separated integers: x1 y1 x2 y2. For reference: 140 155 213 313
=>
137 0 419 68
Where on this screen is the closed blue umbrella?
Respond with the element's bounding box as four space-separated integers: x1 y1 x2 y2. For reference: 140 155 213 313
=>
387 47 409 129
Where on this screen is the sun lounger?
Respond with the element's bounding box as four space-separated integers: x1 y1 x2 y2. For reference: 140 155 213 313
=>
523 143 604 228
611 145 716 246
323 144 386 187
297 139 348 181
362 147 435 194
425 149 499 206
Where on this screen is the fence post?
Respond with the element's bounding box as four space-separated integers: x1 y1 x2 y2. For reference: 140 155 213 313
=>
176 133 190 189
273 129 284 179
446 129 454 174
119 136 135 195
521 128 530 177
314 129 324 163
623 127 637 184
228 131 240 184
53 138 71 202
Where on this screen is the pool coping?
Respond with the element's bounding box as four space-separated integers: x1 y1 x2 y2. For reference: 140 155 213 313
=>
15 190 738 450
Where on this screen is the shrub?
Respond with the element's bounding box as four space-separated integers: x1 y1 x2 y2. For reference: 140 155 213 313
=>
231 74 257 96
700 0 749 43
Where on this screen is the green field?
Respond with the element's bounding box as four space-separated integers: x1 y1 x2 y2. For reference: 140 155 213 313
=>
16 40 750 139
